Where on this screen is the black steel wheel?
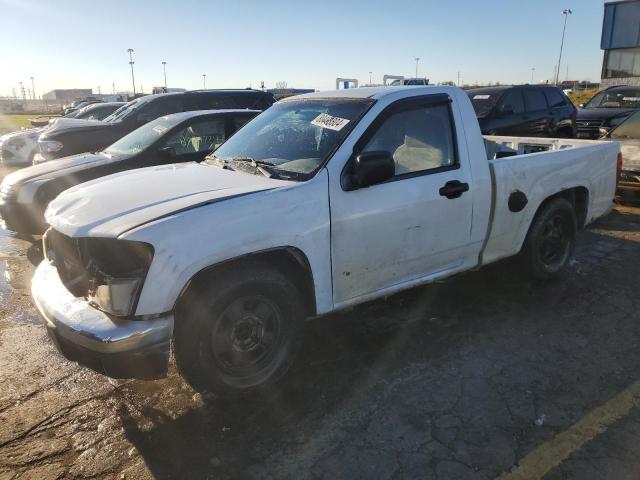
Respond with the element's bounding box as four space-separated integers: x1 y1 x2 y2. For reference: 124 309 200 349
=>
522 197 577 280
174 263 305 397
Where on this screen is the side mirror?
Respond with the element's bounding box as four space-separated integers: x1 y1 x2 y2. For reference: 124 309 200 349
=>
350 151 395 189
157 146 176 158
500 104 514 116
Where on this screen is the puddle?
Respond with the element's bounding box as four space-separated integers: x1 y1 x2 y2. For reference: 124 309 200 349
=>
0 224 41 324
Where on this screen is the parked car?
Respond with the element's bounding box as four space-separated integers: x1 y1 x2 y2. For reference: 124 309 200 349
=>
63 99 103 116
576 85 640 139
0 109 259 235
0 103 126 168
36 89 275 163
467 85 576 137
32 86 618 395
598 110 640 202
389 78 430 86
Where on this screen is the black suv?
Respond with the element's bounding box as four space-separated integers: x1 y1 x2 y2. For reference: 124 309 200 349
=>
467 85 576 137
37 89 275 161
576 85 640 139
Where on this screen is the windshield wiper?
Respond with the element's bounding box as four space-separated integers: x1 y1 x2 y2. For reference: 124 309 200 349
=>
228 156 277 167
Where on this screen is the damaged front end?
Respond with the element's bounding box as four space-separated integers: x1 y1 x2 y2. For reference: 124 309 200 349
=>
31 229 173 379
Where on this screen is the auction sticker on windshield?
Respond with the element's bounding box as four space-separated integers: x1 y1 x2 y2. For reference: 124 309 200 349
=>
474 95 491 99
311 113 350 131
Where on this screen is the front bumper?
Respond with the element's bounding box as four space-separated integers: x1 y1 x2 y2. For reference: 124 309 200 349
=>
31 261 173 380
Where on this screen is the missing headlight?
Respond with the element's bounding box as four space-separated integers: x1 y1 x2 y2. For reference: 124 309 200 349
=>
82 238 154 317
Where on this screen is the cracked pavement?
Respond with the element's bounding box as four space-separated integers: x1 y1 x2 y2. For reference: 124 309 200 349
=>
1 204 640 479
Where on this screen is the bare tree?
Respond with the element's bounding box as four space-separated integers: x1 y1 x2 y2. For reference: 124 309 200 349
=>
275 81 288 90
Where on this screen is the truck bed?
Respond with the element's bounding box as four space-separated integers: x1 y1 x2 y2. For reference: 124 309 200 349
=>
479 135 619 266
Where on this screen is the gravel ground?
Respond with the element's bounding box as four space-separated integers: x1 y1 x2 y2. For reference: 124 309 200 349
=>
1 204 640 479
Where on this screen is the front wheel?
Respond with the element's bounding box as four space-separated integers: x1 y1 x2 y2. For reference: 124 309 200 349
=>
174 264 305 397
521 197 577 280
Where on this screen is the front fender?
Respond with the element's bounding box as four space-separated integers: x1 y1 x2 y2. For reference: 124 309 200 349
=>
121 170 333 316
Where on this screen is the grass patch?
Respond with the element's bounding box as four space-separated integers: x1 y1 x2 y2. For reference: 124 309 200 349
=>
567 89 598 108
0 114 59 135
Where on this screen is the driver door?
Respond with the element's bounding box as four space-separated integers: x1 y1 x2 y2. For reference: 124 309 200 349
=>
329 95 475 305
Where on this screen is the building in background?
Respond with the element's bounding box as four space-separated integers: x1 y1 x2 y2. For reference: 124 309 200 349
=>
42 89 93 102
601 0 640 87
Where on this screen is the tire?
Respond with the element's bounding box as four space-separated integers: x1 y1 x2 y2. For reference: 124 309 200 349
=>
173 263 305 397
521 197 577 280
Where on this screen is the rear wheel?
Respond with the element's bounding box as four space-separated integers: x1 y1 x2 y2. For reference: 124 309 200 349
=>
174 264 304 397
522 198 577 280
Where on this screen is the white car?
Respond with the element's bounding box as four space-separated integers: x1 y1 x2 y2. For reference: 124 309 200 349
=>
0 102 125 167
32 86 619 396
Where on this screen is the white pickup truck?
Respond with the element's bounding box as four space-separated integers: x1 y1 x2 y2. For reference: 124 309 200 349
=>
32 86 620 396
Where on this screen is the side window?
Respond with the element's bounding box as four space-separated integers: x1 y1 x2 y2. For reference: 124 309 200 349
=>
498 90 525 114
362 103 456 176
191 95 235 110
234 114 254 131
544 89 568 108
162 119 227 156
524 89 548 112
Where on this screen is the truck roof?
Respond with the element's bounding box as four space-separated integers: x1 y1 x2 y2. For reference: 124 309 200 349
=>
282 86 450 102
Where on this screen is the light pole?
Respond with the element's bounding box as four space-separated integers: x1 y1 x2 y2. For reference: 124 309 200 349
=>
531 67 535 84
414 57 420 78
202 74 206 89
30 76 35 100
555 9 572 86
162 61 167 89
127 48 136 96
369 71 372 84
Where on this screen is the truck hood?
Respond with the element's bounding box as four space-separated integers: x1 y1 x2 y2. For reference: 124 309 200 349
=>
40 118 109 137
577 107 635 124
46 162 294 238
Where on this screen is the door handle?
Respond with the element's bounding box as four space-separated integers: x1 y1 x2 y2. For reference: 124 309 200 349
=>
439 180 469 199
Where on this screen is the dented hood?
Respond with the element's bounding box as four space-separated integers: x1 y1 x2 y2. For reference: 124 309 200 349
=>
46 162 293 238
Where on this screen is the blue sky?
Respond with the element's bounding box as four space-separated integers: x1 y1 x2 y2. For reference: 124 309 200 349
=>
0 0 607 97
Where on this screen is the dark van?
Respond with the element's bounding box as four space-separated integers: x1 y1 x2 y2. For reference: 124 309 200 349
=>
467 85 576 138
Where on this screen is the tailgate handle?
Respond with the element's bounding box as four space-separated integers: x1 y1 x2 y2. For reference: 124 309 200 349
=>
439 180 469 199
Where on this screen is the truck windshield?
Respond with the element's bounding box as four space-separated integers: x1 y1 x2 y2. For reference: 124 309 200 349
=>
208 98 373 180
586 89 640 109
467 91 501 117
104 116 178 156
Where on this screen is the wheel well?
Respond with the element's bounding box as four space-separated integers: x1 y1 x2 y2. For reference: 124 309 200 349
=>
534 186 589 229
175 247 317 317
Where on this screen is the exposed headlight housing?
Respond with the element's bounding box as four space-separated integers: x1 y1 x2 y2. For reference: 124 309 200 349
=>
43 230 154 317
83 238 154 317
38 140 63 153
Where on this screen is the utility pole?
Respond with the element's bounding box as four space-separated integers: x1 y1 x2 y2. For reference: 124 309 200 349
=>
555 9 572 86
531 67 535 84
202 74 206 89
127 48 136 96
162 61 167 89
30 76 35 100
112 82 116 94
369 71 372 84
414 57 420 78
457 71 461 87
18 81 26 104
